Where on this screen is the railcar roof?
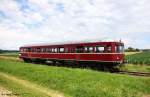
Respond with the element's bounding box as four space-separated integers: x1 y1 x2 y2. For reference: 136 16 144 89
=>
21 41 124 48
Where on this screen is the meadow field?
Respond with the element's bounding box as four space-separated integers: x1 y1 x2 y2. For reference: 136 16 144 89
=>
0 53 150 97
0 52 19 58
125 51 150 65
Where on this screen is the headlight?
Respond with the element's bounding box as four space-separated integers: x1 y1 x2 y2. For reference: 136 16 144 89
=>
117 57 119 59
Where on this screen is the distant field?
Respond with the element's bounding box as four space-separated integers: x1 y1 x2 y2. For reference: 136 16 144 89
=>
0 56 150 97
0 52 18 57
125 52 140 55
125 51 150 65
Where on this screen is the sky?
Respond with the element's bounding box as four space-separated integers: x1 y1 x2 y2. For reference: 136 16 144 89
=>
0 0 150 50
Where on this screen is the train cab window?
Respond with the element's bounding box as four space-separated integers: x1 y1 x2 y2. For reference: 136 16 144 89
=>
59 47 64 53
24 48 27 52
116 45 124 53
20 48 24 52
27 48 31 52
95 46 104 53
31 48 34 52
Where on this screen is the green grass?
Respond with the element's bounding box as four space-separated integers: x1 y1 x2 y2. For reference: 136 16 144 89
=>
125 51 150 65
0 58 150 97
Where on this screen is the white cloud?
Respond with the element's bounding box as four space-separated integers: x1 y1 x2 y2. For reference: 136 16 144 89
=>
0 0 150 50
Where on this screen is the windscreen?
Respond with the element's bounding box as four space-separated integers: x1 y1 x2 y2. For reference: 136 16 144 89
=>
116 45 124 53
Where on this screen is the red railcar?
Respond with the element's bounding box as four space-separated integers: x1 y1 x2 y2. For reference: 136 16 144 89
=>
19 41 124 65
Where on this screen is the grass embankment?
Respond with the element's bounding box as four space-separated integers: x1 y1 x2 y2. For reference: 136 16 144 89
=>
0 72 64 97
0 57 150 97
121 64 150 73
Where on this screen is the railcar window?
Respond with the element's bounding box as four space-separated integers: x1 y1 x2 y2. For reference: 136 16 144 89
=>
48 48 52 52
31 48 34 52
33 48 36 52
25 48 31 52
44 48 46 52
59 47 64 53
89 47 93 53
41 48 43 52
84 47 93 53
46 48 49 52
51 48 54 53
84 47 88 52
76 47 84 53
95 46 104 53
54 48 57 53
37 48 41 52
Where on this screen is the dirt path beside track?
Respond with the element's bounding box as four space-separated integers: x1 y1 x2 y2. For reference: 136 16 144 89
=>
0 87 17 97
0 72 66 97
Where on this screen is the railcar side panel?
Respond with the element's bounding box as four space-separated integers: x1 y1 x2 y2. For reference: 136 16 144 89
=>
20 52 124 62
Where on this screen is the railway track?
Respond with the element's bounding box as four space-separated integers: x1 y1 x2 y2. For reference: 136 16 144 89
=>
114 71 150 77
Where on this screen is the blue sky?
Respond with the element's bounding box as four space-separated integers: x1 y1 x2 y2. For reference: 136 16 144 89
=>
0 0 150 50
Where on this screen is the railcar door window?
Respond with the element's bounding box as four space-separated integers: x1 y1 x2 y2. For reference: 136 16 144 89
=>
107 46 111 53
65 48 69 53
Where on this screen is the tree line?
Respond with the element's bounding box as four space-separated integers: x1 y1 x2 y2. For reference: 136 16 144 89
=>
0 49 19 54
125 47 150 52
